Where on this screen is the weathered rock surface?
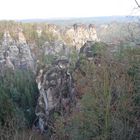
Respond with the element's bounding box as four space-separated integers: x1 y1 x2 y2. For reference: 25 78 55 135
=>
37 23 99 50
43 40 71 57
65 24 99 50
0 31 34 70
35 57 76 133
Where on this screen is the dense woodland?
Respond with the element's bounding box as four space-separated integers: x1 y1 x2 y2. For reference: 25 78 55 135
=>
0 20 139 140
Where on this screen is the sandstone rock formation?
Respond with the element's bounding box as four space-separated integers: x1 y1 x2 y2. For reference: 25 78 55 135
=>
34 41 104 133
18 29 27 44
36 26 42 37
43 40 71 57
47 24 62 40
65 24 99 50
35 57 76 133
36 23 99 51
0 31 34 70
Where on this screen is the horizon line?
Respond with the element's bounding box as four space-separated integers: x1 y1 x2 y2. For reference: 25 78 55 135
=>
0 15 139 21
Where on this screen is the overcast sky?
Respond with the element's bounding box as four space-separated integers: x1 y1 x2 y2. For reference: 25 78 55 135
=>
0 0 139 20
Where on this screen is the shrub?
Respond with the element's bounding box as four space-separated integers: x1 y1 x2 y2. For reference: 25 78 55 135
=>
0 69 38 139
54 47 140 140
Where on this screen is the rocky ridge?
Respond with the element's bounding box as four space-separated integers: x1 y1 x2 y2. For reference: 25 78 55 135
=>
36 23 99 50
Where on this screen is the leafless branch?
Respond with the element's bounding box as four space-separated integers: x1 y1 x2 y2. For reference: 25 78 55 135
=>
135 0 140 8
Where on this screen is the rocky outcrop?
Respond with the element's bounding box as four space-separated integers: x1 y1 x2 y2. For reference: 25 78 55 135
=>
43 40 71 57
33 42 73 133
18 28 27 44
36 26 42 38
79 41 96 59
36 23 99 50
35 57 76 133
65 24 99 50
34 41 105 133
0 31 34 70
47 24 62 40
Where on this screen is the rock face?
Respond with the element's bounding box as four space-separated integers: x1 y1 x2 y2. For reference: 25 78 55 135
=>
65 24 99 50
36 26 42 38
46 24 62 40
18 29 27 44
80 41 96 59
35 57 76 133
0 31 34 70
77 41 102 65
43 40 71 57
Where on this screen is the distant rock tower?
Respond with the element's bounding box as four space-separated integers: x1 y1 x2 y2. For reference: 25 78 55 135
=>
89 24 99 41
2 31 13 46
36 26 42 37
65 24 99 50
0 29 34 71
18 28 26 44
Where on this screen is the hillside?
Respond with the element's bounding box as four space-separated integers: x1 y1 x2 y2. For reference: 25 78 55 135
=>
0 20 139 140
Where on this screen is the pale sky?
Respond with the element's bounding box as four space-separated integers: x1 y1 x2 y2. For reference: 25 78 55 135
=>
0 0 139 20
